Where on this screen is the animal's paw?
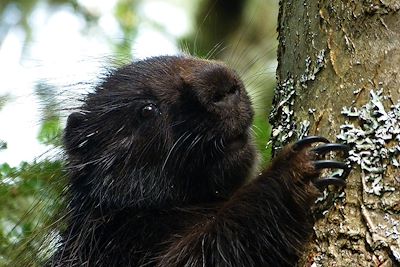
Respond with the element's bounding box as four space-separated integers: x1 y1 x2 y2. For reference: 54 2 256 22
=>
291 136 351 189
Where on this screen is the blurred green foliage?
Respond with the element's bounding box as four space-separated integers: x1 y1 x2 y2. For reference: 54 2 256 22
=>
35 83 63 147
0 160 66 266
114 0 139 58
0 94 9 151
0 83 66 265
0 0 277 264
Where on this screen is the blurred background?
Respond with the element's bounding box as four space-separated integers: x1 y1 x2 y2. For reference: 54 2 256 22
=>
0 0 278 264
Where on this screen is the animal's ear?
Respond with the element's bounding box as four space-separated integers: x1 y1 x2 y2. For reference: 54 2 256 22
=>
66 112 85 130
64 112 86 153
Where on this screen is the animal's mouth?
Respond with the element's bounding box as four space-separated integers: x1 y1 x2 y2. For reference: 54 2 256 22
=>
224 132 249 151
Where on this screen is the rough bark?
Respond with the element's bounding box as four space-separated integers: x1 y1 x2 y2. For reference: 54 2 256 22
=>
270 0 400 266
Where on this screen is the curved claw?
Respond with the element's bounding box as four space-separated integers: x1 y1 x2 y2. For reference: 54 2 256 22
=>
314 160 347 170
313 160 351 188
312 143 350 156
293 136 330 151
341 166 352 180
314 176 346 188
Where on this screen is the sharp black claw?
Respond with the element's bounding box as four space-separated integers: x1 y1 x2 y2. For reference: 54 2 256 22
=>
314 160 347 170
312 143 350 156
313 160 351 188
314 176 346 188
293 136 330 151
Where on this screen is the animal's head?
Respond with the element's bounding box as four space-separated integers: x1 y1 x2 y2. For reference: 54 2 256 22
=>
64 56 256 209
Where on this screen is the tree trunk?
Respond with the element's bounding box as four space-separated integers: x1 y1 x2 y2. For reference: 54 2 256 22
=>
270 1 400 266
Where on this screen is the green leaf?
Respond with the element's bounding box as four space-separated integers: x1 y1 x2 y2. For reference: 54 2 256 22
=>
37 117 62 146
253 115 271 167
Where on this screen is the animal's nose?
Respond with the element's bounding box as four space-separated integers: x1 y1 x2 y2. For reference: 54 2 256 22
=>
195 64 242 109
212 83 241 107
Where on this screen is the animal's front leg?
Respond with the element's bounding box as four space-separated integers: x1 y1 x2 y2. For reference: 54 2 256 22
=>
157 136 350 267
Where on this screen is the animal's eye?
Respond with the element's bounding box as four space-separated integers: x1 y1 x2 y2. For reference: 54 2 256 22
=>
140 103 159 118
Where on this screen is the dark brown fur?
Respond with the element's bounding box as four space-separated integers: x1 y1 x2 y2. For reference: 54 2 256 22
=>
50 55 326 266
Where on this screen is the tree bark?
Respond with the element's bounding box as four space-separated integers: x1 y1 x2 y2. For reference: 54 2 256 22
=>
270 1 400 266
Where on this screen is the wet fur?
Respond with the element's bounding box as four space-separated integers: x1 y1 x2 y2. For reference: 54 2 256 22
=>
50 55 321 266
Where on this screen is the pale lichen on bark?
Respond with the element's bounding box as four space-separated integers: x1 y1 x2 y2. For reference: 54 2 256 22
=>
269 48 327 150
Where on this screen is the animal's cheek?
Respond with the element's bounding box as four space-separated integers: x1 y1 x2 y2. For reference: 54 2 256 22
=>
116 136 136 150
64 133 91 158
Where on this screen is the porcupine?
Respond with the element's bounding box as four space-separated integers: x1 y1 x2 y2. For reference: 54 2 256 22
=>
49 55 350 266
